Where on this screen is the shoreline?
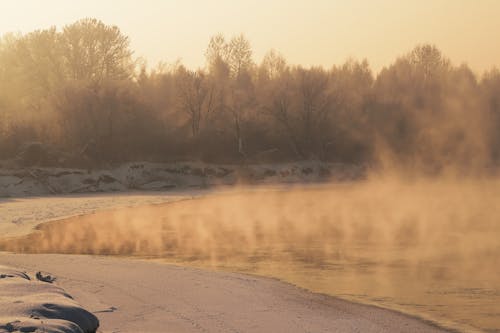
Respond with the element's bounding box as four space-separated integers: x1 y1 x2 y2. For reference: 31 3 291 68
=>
0 253 454 333
152 258 471 333
0 186 495 332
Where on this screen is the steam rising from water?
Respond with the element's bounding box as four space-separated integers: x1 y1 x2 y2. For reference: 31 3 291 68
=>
2 178 500 331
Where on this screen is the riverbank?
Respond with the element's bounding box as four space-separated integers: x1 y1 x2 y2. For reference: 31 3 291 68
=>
0 253 450 333
1 181 498 332
0 161 363 197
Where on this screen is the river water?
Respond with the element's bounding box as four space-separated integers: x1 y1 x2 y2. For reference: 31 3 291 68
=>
2 179 499 332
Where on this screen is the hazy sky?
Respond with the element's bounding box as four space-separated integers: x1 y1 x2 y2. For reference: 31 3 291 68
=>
0 0 499 73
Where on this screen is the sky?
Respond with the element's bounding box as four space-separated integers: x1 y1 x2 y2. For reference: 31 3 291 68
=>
0 0 499 73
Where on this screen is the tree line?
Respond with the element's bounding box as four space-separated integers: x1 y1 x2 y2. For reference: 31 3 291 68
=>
1 18 499 172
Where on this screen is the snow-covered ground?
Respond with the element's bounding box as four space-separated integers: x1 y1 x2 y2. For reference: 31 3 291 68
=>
0 174 454 333
0 161 364 197
0 161 363 238
0 191 195 238
0 254 449 333
0 182 460 333
0 265 98 333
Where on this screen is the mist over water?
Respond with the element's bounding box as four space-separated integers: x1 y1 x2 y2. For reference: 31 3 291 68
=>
2 176 500 332
2 8 500 333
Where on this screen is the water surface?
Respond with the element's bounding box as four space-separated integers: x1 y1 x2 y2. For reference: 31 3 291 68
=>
2 180 499 332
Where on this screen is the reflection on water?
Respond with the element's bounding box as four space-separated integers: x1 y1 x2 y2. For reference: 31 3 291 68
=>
2 179 500 332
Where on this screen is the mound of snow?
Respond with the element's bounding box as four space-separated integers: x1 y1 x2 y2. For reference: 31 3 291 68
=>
0 265 98 333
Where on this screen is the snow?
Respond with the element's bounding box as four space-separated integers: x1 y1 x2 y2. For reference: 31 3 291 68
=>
0 254 448 333
0 161 364 238
0 192 192 238
0 161 364 197
0 265 98 333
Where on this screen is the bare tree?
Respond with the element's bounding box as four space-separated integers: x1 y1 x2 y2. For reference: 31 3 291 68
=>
205 33 229 70
227 34 253 78
262 69 305 158
226 35 254 157
296 67 331 158
261 49 287 80
176 67 215 138
60 18 133 83
225 80 254 158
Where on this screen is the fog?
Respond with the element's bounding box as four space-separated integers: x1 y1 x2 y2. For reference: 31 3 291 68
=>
2 175 499 331
1 16 500 333
1 20 500 170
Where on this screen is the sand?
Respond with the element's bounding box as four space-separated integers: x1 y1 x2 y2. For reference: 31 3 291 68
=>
0 253 448 333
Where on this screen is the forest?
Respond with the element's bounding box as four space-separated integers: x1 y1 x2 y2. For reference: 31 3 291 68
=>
1 18 499 173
